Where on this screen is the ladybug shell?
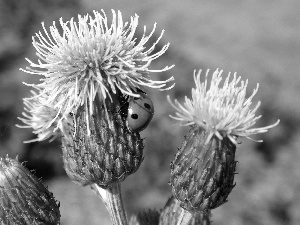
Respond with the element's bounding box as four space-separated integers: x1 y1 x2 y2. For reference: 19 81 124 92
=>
127 92 154 132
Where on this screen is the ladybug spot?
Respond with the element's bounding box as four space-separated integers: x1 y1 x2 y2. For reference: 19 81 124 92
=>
131 114 138 120
144 103 151 110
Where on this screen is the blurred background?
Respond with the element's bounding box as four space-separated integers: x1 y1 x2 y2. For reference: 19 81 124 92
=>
1 0 300 224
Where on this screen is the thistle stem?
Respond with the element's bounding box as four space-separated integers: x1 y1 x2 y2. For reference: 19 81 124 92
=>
92 183 128 225
177 208 193 225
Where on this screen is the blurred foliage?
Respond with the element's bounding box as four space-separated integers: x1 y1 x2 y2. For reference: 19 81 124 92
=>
0 0 300 225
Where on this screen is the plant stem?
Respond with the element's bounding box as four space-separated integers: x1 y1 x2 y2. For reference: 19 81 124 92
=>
201 211 211 225
92 183 128 225
177 208 192 225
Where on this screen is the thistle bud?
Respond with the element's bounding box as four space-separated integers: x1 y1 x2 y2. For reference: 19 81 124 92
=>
170 128 236 212
0 156 60 225
168 69 279 213
62 92 144 188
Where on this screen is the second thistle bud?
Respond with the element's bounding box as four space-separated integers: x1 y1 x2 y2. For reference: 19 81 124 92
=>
168 69 279 213
0 156 60 225
170 128 237 212
62 91 144 188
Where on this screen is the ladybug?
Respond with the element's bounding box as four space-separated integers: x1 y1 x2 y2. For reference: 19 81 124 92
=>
127 89 154 132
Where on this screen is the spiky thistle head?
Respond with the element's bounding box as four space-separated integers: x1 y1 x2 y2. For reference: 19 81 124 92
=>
0 156 60 224
168 68 279 145
19 9 174 141
168 69 279 213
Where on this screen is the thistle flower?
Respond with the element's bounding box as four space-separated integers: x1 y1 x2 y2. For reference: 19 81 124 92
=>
19 9 174 141
0 156 60 225
17 89 73 143
168 69 279 145
18 10 174 187
168 69 279 212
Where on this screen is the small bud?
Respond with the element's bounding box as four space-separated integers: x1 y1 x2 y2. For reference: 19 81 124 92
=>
170 128 236 212
159 196 211 225
0 156 60 225
129 209 160 225
62 92 144 188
